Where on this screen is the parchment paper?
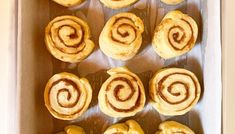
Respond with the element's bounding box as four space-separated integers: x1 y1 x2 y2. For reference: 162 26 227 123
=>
43 0 221 133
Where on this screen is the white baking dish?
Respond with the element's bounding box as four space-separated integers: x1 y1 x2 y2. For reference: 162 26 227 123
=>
17 0 222 133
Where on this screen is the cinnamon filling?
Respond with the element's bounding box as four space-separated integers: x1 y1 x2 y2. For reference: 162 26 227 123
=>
157 73 197 110
110 17 137 44
49 79 84 116
106 88 141 112
168 19 194 51
105 76 141 112
49 19 86 54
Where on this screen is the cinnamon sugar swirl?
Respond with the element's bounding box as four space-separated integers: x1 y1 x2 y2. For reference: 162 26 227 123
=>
149 68 201 115
99 12 144 61
152 10 198 59
45 15 94 63
44 72 92 120
98 67 146 117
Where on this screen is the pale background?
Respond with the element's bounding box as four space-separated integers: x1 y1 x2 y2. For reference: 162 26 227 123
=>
222 0 235 133
0 0 234 133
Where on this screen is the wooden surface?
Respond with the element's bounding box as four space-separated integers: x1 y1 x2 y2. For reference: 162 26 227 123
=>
222 0 235 133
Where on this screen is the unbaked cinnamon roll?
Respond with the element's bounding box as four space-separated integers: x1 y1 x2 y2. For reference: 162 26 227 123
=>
156 121 195 134
149 68 201 115
152 10 198 59
45 15 94 63
57 125 86 134
100 0 139 9
161 0 184 5
104 120 144 134
44 72 92 120
98 67 146 117
53 0 85 7
99 12 144 61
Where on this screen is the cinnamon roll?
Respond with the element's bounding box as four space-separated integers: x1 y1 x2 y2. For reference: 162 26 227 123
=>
45 15 94 63
44 72 92 120
53 0 85 7
156 121 195 134
99 12 144 61
98 67 146 117
149 68 201 115
152 10 198 59
161 0 184 5
104 120 144 134
57 125 86 134
100 0 139 9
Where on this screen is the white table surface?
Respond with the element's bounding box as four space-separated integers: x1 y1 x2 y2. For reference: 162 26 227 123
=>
0 0 234 133
0 0 15 133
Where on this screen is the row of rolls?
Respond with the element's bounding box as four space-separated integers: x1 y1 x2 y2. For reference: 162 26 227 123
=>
44 67 201 120
45 10 198 62
57 120 195 134
53 0 185 8
45 1 199 133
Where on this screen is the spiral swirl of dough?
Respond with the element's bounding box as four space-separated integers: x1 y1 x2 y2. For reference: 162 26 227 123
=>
152 10 198 59
156 121 195 134
44 72 92 120
98 67 146 117
104 120 144 134
45 15 94 63
100 0 139 9
149 68 201 115
99 12 144 61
